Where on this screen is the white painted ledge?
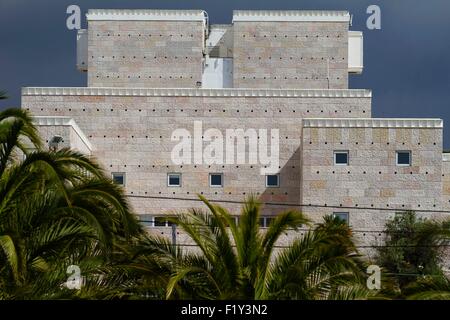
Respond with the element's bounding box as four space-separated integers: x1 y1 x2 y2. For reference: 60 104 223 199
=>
303 118 443 129
348 31 363 74
76 29 88 72
233 10 350 22
86 9 207 21
443 153 450 162
32 116 93 151
22 87 372 98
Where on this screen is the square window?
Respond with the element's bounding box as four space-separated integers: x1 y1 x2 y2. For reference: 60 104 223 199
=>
154 217 167 227
259 217 266 227
210 173 223 187
334 151 349 165
333 212 349 224
396 151 411 166
139 215 154 227
167 173 181 187
112 172 125 186
266 174 280 187
259 217 274 228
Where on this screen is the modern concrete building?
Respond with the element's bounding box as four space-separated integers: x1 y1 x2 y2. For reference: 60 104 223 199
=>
21 9 450 249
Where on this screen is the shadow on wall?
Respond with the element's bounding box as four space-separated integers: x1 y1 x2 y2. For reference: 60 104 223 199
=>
259 146 302 217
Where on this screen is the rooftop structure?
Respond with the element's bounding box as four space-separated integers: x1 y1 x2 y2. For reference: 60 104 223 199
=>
21 9 450 251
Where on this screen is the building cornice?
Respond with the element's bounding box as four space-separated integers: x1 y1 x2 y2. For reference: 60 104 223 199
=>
303 118 443 129
86 9 207 21
232 10 350 22
32 116 93 151
22 87 372 98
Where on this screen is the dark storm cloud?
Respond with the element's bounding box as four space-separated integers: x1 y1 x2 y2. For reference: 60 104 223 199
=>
1 0 449 146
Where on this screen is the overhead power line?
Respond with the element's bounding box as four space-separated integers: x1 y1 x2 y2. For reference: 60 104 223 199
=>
125 194 450 214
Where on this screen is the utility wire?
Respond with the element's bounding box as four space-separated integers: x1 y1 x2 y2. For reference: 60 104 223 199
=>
154 243 450 249
125 194 450 214
126 194 450 243
137 221 448 235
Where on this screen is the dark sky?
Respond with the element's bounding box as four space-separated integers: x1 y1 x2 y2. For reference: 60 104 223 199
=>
1 0 450 147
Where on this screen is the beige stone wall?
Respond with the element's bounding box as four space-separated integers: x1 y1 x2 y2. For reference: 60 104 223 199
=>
22 90 370 218
302 126 443 232
233 21 349 89
442 160 450 209
87 20 205 88
36 126 71 149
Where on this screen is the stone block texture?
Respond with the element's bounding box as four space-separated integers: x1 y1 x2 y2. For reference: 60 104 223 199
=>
442 160 450 209
22 90 370 220
20 9 449 253
233 21 349 89
35 124 91 155
302 126 444 233
87 20 205 88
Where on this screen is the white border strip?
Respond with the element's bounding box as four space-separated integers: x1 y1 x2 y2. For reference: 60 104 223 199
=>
233 10 350 22
22 87 372 98
303 118 443 129
86 9 207 21
32 116 93 151
443 153 450 162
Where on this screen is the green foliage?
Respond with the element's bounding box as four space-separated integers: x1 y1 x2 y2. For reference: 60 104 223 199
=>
130 196 370 300
0 108 144 299
405 272 450 300
376 211 450 298
2 102 448 300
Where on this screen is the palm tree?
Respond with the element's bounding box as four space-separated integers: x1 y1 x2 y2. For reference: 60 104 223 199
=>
0 108 144 299
132 196 369 300
97 235 181 299
405 272 450 300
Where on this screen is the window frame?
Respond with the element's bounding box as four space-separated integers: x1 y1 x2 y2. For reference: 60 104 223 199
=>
265 174 280 188
111 172 126 186
396 150 412 166
153 216 175 227
334 150 349 166
167 173 182 187
259 217 275 228
209 173 223 188
138 215 154 228
333 212 349 224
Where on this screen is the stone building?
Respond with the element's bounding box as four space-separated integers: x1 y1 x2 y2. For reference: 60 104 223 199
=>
21 9 450 249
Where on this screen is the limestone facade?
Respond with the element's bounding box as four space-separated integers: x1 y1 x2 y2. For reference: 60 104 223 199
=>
20 9 450 251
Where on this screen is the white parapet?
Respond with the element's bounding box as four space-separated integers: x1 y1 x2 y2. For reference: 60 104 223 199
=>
86 9 208 21
232 10 350 22
303 118 443 128
22 87 372 98
33 116 93 152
